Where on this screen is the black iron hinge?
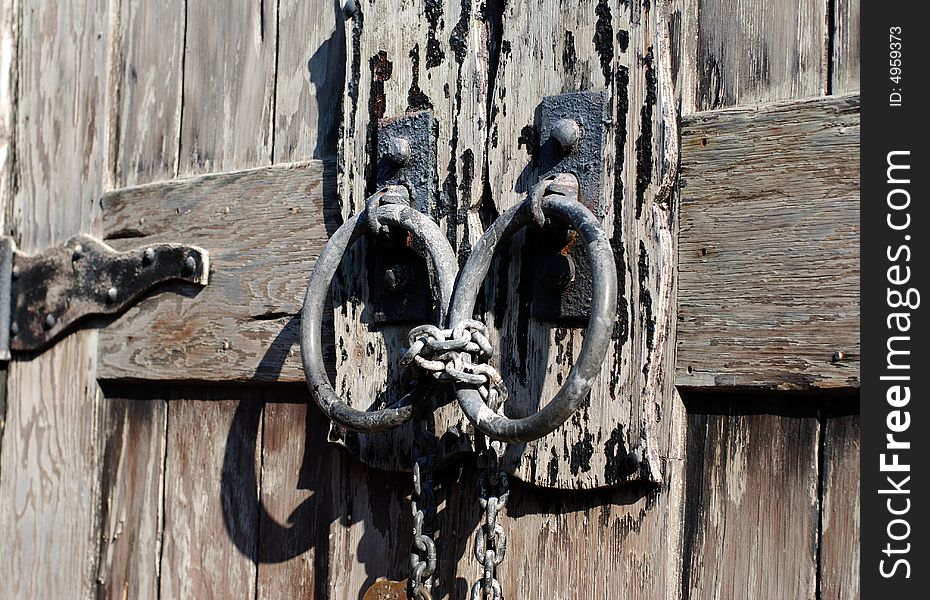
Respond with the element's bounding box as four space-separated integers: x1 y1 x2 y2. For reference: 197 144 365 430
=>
0 235 209 359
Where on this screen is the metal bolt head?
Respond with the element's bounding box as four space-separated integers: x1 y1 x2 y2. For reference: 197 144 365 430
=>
43 313 56 330
384 265 409 292
11 265 19 281
832 351 845 363
10 321 18 336
182 255 197 275
72 244 84 260
551 118 582 153
142 247 156 265
541 254 575 290
385 136 411 166
106 286 118 303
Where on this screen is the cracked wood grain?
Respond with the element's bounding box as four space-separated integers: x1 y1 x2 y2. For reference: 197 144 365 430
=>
677 94 860 391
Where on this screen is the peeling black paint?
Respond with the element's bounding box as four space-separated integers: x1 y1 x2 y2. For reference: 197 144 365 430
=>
638 240 655 376
634 47 656 220
547 448 560 487
603 424 629 485
514 237 535 386
516 124 537 160
365 51 393 194
608 65 631 399
569 433 594 476
457 148 475 266
424 0 445 68
450 0 471 64
346 5 364 139
617 29 630 53
593 0 614 86
562 30 577 72
407 44 433 112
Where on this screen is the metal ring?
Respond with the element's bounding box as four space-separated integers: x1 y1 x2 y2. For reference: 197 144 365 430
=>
448 177 618 443
300 202 457 432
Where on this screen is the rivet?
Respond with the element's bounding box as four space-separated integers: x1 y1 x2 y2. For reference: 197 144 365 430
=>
10 321 18 336
142 247 156 265
551 118 582 153
624 449 641 472
343 0 357 16
72 244 84 260
44 313 56 330
542 254 575 290
385 136 411 166
106 287 118 303
832 351 845 363
182 255 197 275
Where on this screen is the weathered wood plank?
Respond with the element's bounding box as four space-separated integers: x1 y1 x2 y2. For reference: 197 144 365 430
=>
478 0 680 489
274 0 345 161
677 94 860 390
97 161 337 382
256 399 332 599
325 0 491 479
0 0 111 596
160 393 261 598
179 0 276 175
820 410 860 600
110 0 185 185
832 0 860 94
679 0 829 113
682 397 820 599
94 386 168 600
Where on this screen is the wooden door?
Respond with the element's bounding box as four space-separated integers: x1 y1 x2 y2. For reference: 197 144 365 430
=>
0 1 859 599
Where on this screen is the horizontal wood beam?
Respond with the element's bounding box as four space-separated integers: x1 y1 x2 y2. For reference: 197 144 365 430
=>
98 161 337 382
98 95 860 392
676 94 860 390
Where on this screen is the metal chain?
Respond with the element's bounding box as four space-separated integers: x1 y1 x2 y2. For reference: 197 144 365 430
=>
470 439 509 599
401 319 505 405
402 318 509 599
409 457 436 600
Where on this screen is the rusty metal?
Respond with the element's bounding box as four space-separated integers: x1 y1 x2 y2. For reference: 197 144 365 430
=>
533 90 610 321
6 235 208 353
362 580 408 600
300 196 458 433
448 174 618 444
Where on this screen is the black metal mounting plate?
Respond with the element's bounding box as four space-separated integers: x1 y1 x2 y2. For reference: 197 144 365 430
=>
6 234 209 353
371 110 439 325
532 90 609 322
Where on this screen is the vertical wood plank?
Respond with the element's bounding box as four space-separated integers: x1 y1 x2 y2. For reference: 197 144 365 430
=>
682 398 820 600
256 399 335 599
95 2 185 595
0 0 111 596
680 0 829 112
160 392 262 599
95 385 168 600
820 411 860 600
110 0 185 186
832 0 860 94
179 0 277 175
274 0 345 161
483 0 680 488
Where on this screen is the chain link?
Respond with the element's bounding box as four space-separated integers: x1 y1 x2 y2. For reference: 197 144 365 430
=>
409 455 437 599
403 318 509 599
470 440 509 599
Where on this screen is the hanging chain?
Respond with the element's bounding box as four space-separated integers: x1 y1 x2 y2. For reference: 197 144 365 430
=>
470 439 509 599
408 376 439 600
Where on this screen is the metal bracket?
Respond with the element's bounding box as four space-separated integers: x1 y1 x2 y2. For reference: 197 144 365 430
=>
532 90 609 321
2 234 209 355
370 110 438 324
